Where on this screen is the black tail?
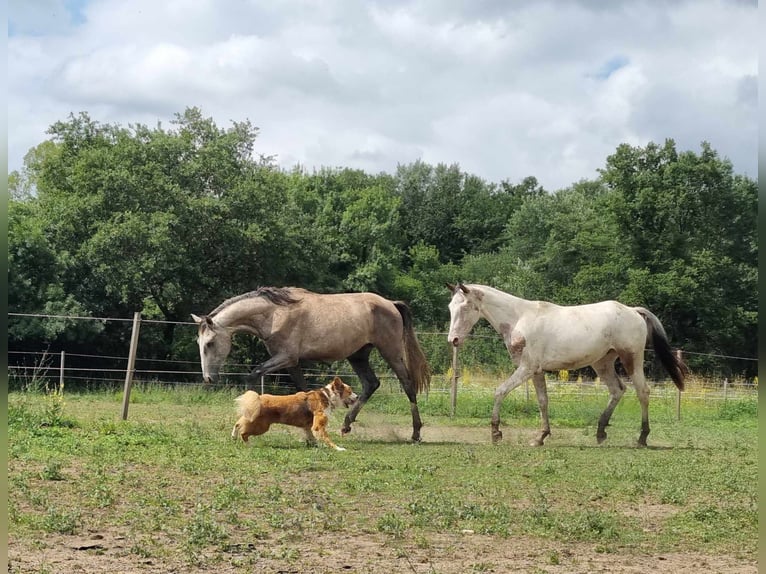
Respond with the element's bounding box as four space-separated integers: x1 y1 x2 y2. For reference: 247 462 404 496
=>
393 301 431 394
635 307 688 390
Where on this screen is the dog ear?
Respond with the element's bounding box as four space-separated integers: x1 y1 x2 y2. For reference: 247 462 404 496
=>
331 376 343 387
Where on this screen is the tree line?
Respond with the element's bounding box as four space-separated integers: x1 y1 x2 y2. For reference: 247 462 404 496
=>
8 108 757 379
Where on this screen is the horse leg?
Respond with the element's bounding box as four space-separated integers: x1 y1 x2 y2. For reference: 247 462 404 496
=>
491 365 531 444
341 347 380 436
390 359 423 442
624 351 651 447
530 371 551 446
593 354 624 444
286 366 308 391
376 346 424 442
247 352 298 388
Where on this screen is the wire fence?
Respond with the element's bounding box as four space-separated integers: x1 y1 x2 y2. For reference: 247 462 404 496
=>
8 311 757 404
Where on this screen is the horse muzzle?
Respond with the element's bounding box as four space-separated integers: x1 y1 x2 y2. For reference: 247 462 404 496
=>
344 393 359 408
451 337 462 348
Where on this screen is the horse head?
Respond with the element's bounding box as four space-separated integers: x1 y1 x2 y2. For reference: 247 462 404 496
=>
191 314 232 384
446 283 481 347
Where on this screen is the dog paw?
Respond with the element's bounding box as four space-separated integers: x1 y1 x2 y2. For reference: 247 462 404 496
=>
334 446 347 452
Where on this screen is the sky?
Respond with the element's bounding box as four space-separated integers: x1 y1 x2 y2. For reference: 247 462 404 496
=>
7 0 758 192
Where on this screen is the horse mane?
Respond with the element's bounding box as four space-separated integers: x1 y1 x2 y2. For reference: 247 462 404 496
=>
209 286 303 317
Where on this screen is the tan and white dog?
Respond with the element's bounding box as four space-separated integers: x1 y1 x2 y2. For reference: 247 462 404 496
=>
232 376 358 451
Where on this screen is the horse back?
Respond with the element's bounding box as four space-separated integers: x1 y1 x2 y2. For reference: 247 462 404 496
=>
270 291 403 360
517 300 647 370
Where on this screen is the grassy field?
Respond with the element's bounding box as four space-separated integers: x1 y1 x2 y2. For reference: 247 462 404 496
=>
7 382 758 573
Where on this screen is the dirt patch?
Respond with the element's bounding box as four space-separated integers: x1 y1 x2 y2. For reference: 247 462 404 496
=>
9 529 757 573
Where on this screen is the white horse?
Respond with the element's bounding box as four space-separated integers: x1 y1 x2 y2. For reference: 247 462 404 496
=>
446 283 687 446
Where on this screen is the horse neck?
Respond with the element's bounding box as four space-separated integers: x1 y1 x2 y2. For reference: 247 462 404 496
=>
213 298 274 336
473 285 531 331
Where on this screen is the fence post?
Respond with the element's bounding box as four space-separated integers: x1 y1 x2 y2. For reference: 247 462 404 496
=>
675 349 683 421
451 345 459 417
723 377 729 402
261 374 265 395
59 350 65 390
121 312 142 420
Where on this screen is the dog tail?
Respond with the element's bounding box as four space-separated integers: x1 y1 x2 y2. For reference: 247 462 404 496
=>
235 390 262 422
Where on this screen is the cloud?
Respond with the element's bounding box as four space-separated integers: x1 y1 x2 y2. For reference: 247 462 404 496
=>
7 0 758 190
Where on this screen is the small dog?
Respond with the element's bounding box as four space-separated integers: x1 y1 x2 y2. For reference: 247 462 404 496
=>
232 376 358 451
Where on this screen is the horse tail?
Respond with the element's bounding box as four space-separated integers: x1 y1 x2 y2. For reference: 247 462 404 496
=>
394 301 432 395
635 307 688 391
235 390 262 421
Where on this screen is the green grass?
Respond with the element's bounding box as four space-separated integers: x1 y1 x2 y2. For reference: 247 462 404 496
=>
7 383 758 570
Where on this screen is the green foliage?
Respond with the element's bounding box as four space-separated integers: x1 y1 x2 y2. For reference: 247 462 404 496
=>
716 399 757 420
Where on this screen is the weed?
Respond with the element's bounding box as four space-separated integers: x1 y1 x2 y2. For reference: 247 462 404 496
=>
40 380 68 427
41 507 80 534
130 539 155 559
181 503 228 565
717 399 757 420
659 485 687 505
414 533 430 549
212 480 248 511
377 512 406 538
39 460 65 481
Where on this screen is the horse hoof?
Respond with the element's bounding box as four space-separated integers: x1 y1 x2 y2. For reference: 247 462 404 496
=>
529 439 544 447
596 433 607 444
340 427 351 436
637 440 648 448
491 432 503 444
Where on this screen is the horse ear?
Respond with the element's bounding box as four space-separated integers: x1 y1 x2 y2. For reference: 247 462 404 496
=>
446 283 456 293
192 314 215 330
458 283 470 294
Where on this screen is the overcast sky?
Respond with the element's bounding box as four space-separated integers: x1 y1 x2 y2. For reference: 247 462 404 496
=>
8 0 758 191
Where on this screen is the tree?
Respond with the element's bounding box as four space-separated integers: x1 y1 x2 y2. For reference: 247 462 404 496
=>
395 161 518 263
600 140 757 372
11 109 288 357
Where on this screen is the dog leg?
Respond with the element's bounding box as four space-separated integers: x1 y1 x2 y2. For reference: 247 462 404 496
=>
303 428 318 447
312 412 345 451
232 420 250 442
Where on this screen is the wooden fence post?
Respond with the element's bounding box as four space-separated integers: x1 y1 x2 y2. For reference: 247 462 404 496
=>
121 312 142 420
59 350 65 390
450 345 459 417
675 349 683 421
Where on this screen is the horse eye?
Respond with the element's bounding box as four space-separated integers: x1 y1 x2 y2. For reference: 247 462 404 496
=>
205 341 214 349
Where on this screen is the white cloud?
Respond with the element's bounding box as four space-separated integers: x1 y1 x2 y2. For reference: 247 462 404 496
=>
8 0 758 190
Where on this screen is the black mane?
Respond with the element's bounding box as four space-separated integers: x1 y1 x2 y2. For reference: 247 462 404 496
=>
209 286 302 317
